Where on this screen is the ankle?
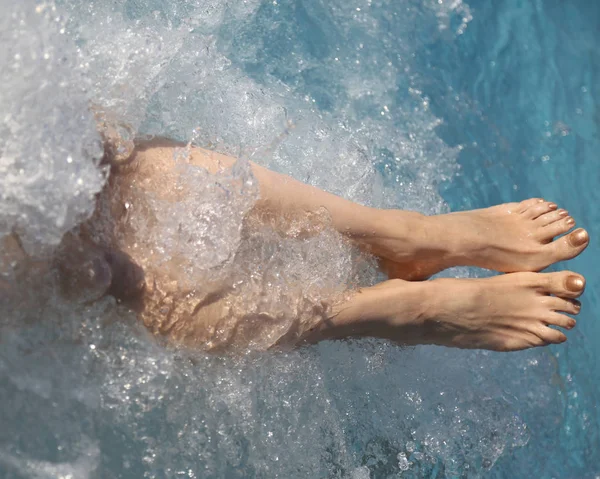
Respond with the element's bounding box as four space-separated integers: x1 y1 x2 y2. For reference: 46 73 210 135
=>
370 209 458 264
423 214 471 267
419 277 484 345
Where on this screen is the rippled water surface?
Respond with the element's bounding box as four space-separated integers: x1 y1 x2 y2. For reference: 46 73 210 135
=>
0 0 598 477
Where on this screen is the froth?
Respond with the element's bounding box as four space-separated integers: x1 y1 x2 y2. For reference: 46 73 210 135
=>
0 0 553 477
0 0 106 253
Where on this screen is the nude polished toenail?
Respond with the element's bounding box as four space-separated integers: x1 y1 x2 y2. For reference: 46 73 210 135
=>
559 210 568 217
566 217 575 226
566 276 585 292
570 229 589 246
549 203 557 209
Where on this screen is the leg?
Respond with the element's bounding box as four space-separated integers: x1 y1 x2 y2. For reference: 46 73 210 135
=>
94 140 588 352
133 140 589 280
304 271 585 351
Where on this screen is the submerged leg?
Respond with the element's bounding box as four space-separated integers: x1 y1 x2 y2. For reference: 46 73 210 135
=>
100 141 587 351
131 141 589 280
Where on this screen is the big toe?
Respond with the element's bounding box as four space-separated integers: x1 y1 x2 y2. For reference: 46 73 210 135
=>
545 228 589 262
534 271 586 299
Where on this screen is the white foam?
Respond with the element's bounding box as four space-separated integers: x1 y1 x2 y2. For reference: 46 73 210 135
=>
0 0 553 476
0 0 106 253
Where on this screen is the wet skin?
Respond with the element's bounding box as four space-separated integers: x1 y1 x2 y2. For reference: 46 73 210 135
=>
52 140 590 352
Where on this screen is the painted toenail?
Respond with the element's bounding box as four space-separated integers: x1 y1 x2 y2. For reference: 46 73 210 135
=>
566 276 585 292
549 203 557 209
570 229 589 247
558 210 568 217
566 217 575 226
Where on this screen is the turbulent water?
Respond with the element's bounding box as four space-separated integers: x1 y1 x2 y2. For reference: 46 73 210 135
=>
0 0 594 477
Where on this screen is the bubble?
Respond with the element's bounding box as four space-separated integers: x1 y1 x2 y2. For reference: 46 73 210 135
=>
0 0 106 253
0 0 560 477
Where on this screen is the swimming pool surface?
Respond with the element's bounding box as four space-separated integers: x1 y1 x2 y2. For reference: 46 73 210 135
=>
0 0 598 477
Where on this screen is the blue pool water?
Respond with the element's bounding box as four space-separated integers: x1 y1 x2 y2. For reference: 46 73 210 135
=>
426 1 600 475
437 1 600 476
1 0 598 478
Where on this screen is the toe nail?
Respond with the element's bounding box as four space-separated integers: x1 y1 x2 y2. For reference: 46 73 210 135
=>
559 210 568 217
566 217 575 226
570 229 589 247
566 275 585 292
549 203 557 209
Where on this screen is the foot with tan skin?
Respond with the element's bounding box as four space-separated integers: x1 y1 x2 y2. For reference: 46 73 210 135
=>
109 140 589 282
374 199 589 280
61 139 589 352
305 271 586 351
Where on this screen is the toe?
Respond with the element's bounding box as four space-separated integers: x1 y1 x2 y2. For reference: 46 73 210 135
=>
545 228 589 262
519 198 545 212
545 297 581 315
544 312 577 330
532 271 586 298
499 332 547 351
532 325 567 344
539 216 576 241
523 201 558 219
535 208 569 227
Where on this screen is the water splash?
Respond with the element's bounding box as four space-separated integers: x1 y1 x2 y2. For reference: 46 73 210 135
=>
0 1 106 253
0 0 562 477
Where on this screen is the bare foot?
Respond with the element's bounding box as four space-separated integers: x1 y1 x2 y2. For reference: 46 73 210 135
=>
418 271 584 350
306 270 585 352
374 199 589 280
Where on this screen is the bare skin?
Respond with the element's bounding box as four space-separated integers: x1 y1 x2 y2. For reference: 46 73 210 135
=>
249 168 590 280
379 200 589 280
113 140 590 281
47 138 589 352
306 271 585 351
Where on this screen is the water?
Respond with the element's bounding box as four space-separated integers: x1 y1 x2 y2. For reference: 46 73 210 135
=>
0 0 598 477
